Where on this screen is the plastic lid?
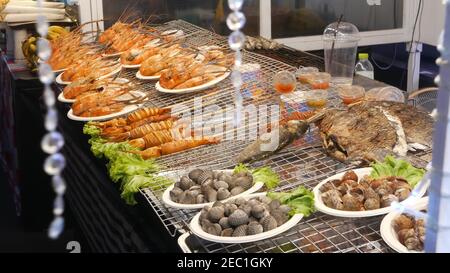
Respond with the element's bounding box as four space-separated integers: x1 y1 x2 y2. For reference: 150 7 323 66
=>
359 53 369 60
323 21 360 42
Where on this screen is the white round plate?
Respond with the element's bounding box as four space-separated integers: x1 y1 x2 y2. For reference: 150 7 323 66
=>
67 103 143 122
161 170 264 210
155 72 230 94
57 78 130 104
123 63 141 69
53 68 67 74
380 197 428 253
189 193 304 244
313 168 428 218
56 65 122 85
136 70 160 80
55 72 71 85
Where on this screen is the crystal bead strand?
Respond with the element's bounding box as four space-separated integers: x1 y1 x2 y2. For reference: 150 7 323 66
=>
227 0 246 125
36 0 66 239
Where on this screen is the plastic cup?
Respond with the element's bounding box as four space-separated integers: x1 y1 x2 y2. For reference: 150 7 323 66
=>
296 67 319 84
306 90 328 109
273 71 297 94
338 85 366 105
309 72 331 90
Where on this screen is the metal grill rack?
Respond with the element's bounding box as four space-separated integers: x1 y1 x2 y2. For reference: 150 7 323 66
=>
98 20 428 253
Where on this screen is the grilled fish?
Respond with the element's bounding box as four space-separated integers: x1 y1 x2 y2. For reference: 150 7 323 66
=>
317 101 433 164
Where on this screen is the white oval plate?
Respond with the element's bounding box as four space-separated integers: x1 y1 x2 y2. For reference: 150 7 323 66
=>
380 197 428 253
58 78 130 103
189 193 304 244
136 70 160 80
67 103 143 122
53 68 67 74
161 170 264 210
313 168 428 218
123 63 141 69
56 65 122 85
102 51 124 58
155 72 230 94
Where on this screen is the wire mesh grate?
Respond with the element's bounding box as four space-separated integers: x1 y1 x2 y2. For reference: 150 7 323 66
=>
86 20 430 253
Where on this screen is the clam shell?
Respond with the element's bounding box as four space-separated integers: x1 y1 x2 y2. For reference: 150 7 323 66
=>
219 217 230 229
214 180 229 190
213 171 221 180
212 201 224 208
201 218 211 227
228 209 249 227
196 194 205 204
180 178 195 191
217 188 231 201
204 187 217 202
198 170 214 184
233 197 247 207
174 182 181 189
200 180 213 191
251 204 266 219
199 207 209 221
189 185 201 191
271 210 289 226
206 223 222 236
235 176 253 190
261 215 278 231
279 205 291 214
258 196 272 204
269 200 281 211
381 194 399 208
221 228 234 237
240 204 252 215
179 191 195 204
208 206 225 223
230 186 245 196
169 187 183 201
247 222 264 235
364 197 380 210
224 203 237 217
188 169 204 182
189 189 201 198
232 225 248 237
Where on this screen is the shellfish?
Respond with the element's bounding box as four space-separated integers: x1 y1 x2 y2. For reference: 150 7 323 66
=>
228 209 249 227
232 225 248 237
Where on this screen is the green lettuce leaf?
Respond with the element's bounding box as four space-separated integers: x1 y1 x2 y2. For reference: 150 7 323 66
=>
121 174 173 205
370 155 426 188
251 167 280 190
267 186 315 217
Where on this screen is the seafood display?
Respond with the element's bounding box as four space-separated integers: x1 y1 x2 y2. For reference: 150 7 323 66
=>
61 77 130 102
317 101 434 164
58 56 121 84
198 196 292 237
319 170 414 211
393 213 426 251
169 169 256 205
245 36 282 51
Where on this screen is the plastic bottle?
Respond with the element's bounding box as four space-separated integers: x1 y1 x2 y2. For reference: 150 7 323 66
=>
355 53 375 80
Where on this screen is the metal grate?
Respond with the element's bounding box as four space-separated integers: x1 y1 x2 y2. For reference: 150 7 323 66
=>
91 20 429 253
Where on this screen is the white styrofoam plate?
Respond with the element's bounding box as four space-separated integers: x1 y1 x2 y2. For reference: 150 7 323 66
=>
155 72 230 94
56 65 122 85
57 78 130 103
189 193 304 244
123 63 141 69
313 168 428 218
161 170 264 210
102 51 124 58
136 70 160 80
67 103 143 122
380 197 428 253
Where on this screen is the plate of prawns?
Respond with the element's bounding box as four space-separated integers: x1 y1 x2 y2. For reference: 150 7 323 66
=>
67 79 149 121
90 107 220 158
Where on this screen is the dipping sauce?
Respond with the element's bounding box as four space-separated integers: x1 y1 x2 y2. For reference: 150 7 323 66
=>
338 85 366 105
273 71 297 94
296 67 319 84
306 90 328 109
309 72 331 90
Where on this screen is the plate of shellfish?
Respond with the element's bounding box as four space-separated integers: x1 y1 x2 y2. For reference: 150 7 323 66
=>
162 169 265 210
56 63 122 85
313 168 427 218
380 197 427 253
189 193 304 244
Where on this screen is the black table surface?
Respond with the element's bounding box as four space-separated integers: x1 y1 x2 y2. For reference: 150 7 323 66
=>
1 48 388 253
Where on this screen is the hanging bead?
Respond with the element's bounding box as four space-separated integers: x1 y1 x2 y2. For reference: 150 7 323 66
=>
52 175 67 195
43 86 55 107
38 63 55 85
41 131 65 154
226 11 246 31
45 107 58 131
37 39 52 61
53 195 64 216
235 51 243 67
44 153 66 176
228 0 244 11
48 216 64 239
228 31 246 51
36 15 49 37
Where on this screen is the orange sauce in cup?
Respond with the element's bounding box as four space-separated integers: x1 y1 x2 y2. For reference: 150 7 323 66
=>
275 83 296 94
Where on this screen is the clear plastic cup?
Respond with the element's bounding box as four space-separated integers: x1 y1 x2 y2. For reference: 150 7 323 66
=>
309 72 332 90
273 71 297 94
365 87 405 102
306 90 328 109
296 67 319 84
338 85 366 105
